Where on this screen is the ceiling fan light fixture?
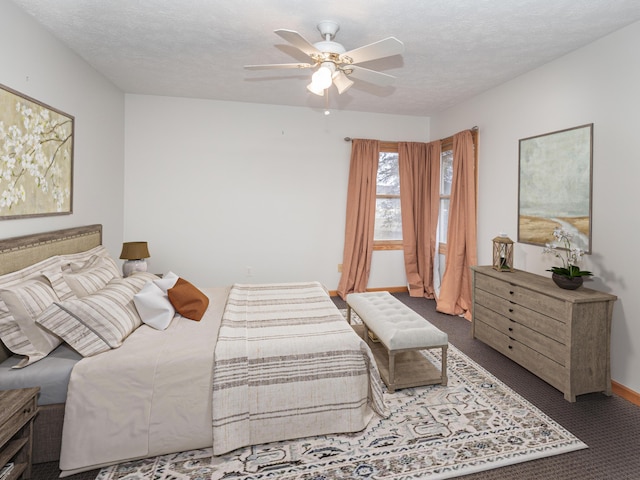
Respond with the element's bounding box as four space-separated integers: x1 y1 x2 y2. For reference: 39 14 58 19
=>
247 22 404 99
332 70 354 94
306 81 325 96
312 64 334 88
307 62 335 95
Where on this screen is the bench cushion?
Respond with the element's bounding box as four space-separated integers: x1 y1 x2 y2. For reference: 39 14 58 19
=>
346 292 448 350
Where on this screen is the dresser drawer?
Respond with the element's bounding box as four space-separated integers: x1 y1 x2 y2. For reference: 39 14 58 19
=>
474 319 566 392
474 304 566 365
475 288 568 342
475 273 568 320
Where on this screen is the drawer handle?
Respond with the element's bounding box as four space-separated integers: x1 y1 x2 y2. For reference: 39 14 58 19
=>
508 327 513 332
509 290 514 295
508 345 513 349
508 308 514 313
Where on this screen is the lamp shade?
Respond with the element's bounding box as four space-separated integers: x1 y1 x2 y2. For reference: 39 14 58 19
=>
306 81 325 96
311 66 333 89
119 242 150 260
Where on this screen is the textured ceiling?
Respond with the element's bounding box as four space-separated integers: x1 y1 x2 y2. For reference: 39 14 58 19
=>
9 0 640 116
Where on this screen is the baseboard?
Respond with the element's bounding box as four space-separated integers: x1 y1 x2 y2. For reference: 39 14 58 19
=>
612 381 640 406
328 286 408 297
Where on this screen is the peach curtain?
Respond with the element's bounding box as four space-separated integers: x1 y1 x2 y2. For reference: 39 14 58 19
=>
436 130 477 320
398 141 441 298
337 139 380 300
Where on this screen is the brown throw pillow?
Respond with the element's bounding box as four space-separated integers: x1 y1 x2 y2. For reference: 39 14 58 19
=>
167 277 209 321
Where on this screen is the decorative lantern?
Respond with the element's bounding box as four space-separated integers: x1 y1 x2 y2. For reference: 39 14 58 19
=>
492 234 514 272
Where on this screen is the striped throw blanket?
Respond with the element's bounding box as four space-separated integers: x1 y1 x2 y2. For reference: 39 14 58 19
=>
212 282 387 455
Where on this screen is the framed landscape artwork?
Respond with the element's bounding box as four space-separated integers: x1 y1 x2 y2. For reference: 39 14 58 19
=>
0 83 74 220
518 124 593 252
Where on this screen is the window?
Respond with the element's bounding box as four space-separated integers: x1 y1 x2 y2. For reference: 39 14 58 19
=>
371 132 477 254
438 147 453 255
373 144 402 250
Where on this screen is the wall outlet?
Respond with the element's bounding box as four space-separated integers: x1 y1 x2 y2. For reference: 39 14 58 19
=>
337 263 342 273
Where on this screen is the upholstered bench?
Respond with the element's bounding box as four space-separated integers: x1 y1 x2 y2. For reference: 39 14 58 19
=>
346 291 448 392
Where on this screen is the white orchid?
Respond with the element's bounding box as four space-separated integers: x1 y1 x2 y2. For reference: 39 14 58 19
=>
542 228 593 278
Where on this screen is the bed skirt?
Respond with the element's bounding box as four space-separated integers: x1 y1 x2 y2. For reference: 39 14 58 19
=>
33 403 64 464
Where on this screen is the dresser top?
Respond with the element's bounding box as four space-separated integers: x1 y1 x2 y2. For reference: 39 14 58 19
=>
472 265 617 303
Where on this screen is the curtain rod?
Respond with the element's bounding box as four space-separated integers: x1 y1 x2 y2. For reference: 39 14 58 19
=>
344 126 478 142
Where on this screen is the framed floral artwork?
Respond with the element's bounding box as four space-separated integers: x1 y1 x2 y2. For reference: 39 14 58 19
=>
518 124 593 253
0 83 74 219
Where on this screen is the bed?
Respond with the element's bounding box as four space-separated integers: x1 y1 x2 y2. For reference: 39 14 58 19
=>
0 225 387 476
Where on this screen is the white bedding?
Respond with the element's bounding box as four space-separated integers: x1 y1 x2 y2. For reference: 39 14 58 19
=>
59 286 230 475
59 282 386 476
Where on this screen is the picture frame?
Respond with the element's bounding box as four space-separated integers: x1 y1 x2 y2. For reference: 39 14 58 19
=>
0 83 74 220
518 123 593 253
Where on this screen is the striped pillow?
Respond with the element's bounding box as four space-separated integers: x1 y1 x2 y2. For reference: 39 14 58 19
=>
58 245 115 266
37 272 157 357
0 275 65 368
0 254 77 368
62 254 121 297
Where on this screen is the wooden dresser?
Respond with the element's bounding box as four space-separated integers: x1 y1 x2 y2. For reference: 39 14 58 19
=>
471 266 617 402
0 388 39 480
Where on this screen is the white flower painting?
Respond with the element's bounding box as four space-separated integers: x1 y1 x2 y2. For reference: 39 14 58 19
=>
0 84 73 219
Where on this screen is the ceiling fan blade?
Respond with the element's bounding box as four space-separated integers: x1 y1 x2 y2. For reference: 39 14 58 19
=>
347 65 396 86
244 63 313 70
333 71 354 94
274 29 321 57
341 37 404 64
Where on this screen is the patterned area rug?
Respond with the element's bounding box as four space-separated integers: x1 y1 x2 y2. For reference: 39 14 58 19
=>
96 311 586 480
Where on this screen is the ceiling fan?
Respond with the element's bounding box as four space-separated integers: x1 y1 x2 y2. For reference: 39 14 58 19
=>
244 21 404 96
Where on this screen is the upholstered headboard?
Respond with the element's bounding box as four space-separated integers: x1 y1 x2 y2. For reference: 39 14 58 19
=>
0 224 103 361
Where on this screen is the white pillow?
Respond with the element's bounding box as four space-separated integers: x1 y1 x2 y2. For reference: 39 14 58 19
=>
153 271 179 293
133 281 175 330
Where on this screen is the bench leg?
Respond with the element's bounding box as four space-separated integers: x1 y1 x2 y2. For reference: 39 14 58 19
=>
388 351 396 393
441 344 448 386
346 305 352 324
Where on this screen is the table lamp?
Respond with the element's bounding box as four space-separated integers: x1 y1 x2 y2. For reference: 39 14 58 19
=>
119 241 150 277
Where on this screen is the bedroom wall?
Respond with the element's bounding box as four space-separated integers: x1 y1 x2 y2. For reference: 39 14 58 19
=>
430 20 640 395
0 1 125 256
124 95 428 289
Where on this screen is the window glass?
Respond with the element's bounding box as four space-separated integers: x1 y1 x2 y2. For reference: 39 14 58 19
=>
374 152 402 242
376 152 400 195
375 197 402 240
441 150 453 196
439 198 449 244
438 149 453 246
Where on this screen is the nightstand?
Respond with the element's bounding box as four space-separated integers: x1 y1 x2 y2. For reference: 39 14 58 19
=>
0 388 39 480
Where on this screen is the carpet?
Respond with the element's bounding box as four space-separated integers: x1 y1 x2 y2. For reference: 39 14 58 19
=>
96 312 586 480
